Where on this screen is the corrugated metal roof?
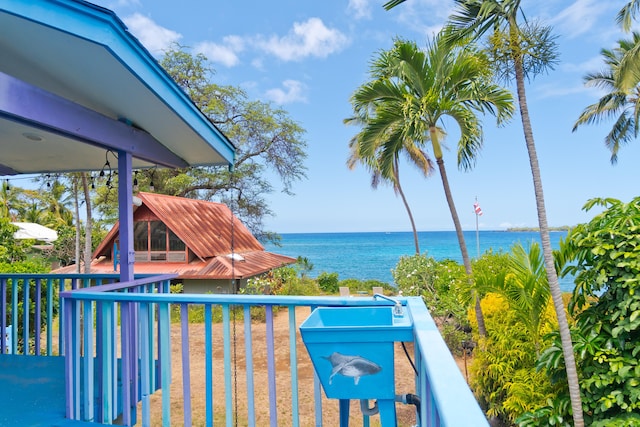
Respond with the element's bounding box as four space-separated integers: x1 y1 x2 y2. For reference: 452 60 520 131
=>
93 192 264 260
140 192 263 259
54 251 296 280
75 193 297 280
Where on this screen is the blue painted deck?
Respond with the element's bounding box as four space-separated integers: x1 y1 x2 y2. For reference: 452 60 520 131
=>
0 355 98 426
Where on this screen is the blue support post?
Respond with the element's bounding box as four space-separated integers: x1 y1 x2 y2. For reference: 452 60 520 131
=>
117 150 134 282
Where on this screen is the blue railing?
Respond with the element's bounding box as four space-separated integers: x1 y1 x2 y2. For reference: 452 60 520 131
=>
0 273 121 356
58 276 489 427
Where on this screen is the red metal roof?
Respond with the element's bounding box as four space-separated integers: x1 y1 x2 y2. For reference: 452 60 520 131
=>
65 193 296 280
53 251 296 280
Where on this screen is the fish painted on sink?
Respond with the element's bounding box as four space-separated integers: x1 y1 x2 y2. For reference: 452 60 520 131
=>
323 352 381 385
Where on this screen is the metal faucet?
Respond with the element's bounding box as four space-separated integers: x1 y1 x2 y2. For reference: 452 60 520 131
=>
373 293 404 316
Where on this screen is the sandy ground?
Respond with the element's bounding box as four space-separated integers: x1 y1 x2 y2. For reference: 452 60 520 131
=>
138 306 463 427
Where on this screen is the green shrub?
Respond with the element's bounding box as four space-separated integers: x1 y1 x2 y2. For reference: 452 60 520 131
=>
470 293 555 424
317 272 339 294
392 254 469 324
528 197 640 425
1 261 52 353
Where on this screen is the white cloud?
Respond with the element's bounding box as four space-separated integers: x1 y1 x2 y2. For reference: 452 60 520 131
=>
264 80 307 104
257 18 349 61
550 0 612 39
195 36 245 68
123 13 181 56
348 0 372 20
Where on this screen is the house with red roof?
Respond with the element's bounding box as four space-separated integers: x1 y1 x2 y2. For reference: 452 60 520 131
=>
54 192 296 293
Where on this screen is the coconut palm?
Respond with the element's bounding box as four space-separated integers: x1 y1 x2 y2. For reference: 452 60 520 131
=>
573 33 640 164
346 114 434 254
616 1 640 91
347 36 514 335
384 0 584 424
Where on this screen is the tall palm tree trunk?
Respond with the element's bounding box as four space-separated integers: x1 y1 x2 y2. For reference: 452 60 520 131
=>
72 177 81 274
394 158 420 254
432 129 487 336
81 173 93 274
513 47 584 426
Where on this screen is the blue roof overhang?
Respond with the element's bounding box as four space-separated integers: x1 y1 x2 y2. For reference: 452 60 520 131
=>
0 0 236 175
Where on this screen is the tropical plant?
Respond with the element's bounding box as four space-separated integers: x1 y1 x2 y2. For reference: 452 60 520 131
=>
616 1 640 91
573 32 640 164
160 45 307 244
470 292 556 424
1 260 52 353
0 218 27 263
317 271 339 294
346 101 433 254
393 254 471 351
347 34 514 336
0 181 23 220
492 242 553 354
384 0 582 422
553 197 640 424
295 256 314 279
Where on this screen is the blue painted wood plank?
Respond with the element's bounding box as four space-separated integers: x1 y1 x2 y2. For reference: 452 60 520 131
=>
140 303 151 427
180 303 193 427
288 306 300 427
83 300 94 421
120 302 132 426
47 278 54 355
243 305 255 427
101 302 114 423
35 278 42 355
265 305 277 427
23 278 29 353
159 302 171 426
205 304 214 427
1 278 6 354
222 305 233 427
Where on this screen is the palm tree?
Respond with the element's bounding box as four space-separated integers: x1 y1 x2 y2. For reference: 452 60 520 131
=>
346 114 434 254
616 1 640 91
384 0 584 424
493 242 551 354
346 36 514 336
573 33 640 164
18 199 47 224
0 181 24 221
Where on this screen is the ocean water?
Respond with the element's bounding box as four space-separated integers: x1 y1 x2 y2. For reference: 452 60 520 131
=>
264 230 575 291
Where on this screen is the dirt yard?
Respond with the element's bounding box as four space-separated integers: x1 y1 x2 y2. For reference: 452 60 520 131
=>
137 306 470 427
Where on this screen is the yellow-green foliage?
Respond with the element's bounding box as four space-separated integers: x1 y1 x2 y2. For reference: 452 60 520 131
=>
470 292 556 424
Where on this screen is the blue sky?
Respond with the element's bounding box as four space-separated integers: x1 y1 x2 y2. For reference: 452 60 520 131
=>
81 1 640 232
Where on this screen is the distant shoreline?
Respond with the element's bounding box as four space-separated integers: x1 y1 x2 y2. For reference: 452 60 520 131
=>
505 226 571 232
276 228 571 235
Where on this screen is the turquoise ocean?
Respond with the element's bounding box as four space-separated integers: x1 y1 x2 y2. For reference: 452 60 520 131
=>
264 230 575 292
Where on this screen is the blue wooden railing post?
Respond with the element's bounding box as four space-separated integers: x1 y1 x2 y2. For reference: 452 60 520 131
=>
1 278 6 354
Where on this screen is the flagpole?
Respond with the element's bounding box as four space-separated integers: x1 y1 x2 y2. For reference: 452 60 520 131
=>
475 197 480 258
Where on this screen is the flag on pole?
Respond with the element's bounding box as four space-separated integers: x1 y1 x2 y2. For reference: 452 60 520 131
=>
474 201 483 216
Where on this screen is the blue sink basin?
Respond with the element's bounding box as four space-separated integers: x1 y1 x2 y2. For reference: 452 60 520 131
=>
300 306 413 343
299 306 413 400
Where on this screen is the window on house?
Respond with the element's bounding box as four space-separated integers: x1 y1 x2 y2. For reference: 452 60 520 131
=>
133 221 186 262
